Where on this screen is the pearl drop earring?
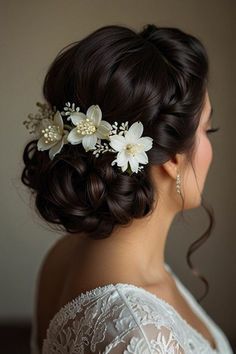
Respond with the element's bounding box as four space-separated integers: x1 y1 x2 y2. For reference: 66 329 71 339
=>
176 172 181 194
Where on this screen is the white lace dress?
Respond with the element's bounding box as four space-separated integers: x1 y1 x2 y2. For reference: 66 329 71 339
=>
30 263 234 353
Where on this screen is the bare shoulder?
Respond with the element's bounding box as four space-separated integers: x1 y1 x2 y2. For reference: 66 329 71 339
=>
39 234 78 271
35 233 81 349
36 233 83 305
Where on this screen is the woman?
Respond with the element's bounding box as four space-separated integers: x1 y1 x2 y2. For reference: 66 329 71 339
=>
22 24 234 353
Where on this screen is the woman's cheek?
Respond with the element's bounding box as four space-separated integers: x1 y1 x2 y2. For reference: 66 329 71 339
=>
195 132 213 187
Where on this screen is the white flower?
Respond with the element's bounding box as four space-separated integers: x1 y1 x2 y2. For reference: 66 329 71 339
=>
67 104 112 152
37 111 69 160
27 100 154 174
109 121 153 173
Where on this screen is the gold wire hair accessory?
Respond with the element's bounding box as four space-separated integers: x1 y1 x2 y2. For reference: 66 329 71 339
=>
23 101 153 175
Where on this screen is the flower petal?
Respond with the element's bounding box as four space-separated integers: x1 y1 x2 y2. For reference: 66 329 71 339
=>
67 127 83 144
49 139 64 160
137 136 153 151
86 105 102 126
125 121 143 143
82 134 97 151
111 154 128 172
128 156 139 173
121 160 128 172
41 118 53 129
70 112 86 126
53 111 64 131
96 120 112 139
116 150 128 166
119 159 128 171
109 135 126 151
37 135 55 150
135 151 148 164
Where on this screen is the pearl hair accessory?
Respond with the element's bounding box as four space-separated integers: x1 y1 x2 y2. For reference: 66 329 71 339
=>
23 101 153 175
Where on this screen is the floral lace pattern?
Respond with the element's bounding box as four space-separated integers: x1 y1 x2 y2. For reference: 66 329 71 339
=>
30 264 234 354
39 281 234 354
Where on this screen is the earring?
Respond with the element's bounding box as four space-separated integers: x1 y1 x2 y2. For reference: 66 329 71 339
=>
176 172 181 194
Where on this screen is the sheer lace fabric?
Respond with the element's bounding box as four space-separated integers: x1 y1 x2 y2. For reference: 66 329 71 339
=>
30 265 234 354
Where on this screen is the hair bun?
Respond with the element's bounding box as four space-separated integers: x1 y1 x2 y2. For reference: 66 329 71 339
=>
22 23 209 240
22 139 155 239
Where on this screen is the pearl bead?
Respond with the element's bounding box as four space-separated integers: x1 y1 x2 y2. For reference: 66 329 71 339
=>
41 124 61 144
76 119 97 136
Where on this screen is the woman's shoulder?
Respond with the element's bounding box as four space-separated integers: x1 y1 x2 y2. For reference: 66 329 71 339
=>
36 234 174 349
42 281 188 354
40 233 79 266
35 233 80 349
37 233 86 286
36 233 83 313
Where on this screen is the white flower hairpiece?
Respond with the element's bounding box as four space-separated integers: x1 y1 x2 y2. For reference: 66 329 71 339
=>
23 101 153 175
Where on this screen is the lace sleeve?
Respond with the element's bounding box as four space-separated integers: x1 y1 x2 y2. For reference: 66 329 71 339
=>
42 284 187 354
103 321 186 353
42 314 186 354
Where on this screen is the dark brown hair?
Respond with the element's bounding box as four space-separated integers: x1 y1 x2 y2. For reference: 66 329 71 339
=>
21 24 217 302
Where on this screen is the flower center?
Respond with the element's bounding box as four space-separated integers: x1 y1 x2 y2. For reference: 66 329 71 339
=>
125 143 142 156
76 118 97 135
41 124 61 144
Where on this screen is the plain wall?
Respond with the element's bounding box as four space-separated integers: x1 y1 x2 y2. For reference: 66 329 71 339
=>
1 0 235 345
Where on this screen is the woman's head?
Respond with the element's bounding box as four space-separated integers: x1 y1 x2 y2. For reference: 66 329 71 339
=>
22 24 211 240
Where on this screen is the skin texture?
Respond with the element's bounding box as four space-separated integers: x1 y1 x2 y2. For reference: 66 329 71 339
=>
37 89 217 350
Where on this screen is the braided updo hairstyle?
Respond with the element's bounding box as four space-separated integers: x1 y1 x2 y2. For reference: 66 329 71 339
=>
21 24 215 302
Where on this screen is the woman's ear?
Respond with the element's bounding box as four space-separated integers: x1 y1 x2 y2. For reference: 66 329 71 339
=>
161 153 186 180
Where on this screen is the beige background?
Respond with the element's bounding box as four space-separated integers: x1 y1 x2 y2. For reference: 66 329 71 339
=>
1 0 235 346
